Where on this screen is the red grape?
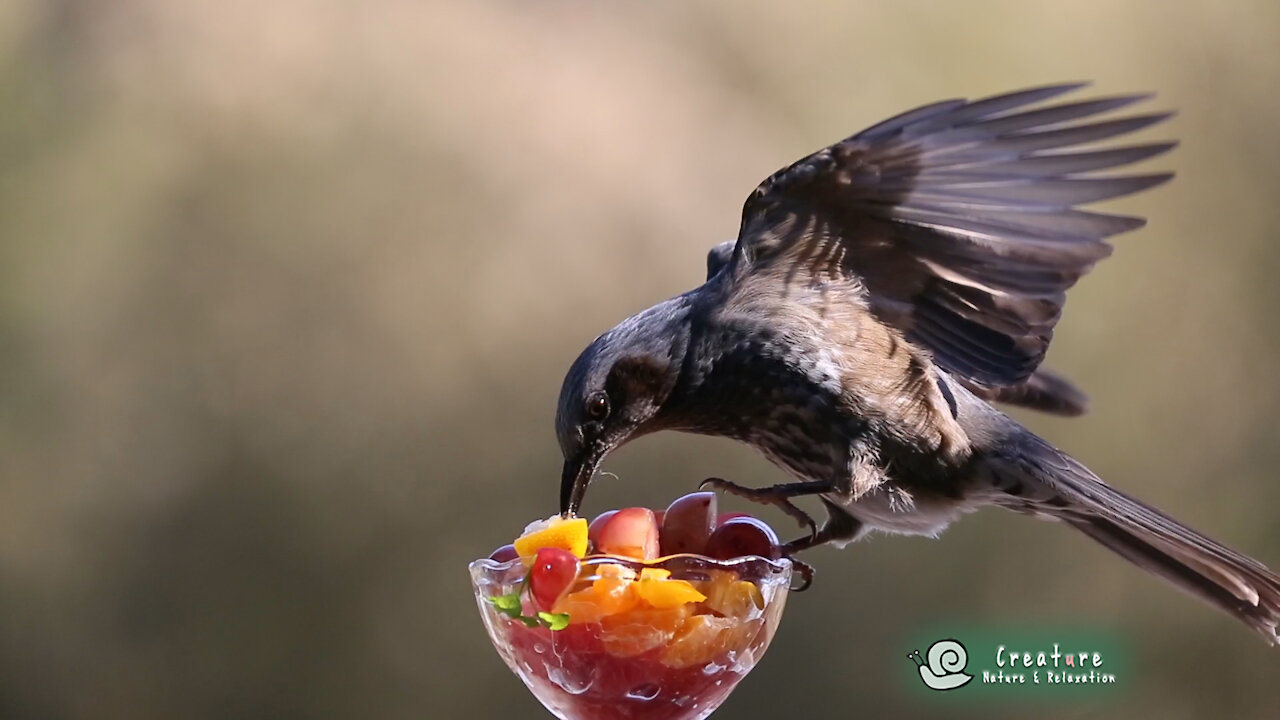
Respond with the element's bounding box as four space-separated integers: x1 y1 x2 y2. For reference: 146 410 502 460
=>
704 517 781 561
588 510 619 552
593 507 660 560
529 547 580 612
660 492 718 556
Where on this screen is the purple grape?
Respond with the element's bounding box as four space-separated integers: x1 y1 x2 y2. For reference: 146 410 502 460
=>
704 517 781 561
488 543 519 563
660 492 717 556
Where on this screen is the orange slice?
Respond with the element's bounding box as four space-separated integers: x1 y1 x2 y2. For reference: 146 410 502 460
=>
700 571 764 619
513 516 589 558
553 575 639 624
661 615 763 669
660 614 736 668
600 605 692 657
633 568 707 609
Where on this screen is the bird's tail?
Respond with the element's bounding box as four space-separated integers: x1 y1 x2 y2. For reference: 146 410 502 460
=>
993 433 1280 646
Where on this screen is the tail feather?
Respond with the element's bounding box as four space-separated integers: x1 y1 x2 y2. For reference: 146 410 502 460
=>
1002 433 1280 645
1065 516 1278 641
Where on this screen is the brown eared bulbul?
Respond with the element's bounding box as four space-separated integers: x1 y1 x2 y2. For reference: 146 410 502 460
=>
554 83 1280 644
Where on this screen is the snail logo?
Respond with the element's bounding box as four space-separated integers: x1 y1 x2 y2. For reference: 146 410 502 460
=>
908 639 974 691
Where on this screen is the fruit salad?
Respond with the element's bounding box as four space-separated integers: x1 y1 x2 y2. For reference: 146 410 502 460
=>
469 492 793 720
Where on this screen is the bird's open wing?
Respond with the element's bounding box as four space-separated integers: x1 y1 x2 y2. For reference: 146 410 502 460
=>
725 82 1174 388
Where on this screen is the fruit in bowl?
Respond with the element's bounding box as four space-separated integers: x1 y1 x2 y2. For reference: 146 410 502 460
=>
469 492 793 720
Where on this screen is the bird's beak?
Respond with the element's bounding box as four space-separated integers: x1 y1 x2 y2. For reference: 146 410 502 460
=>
560 443 605 518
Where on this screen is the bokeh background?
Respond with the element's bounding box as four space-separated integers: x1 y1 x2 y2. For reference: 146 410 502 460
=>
2 1 1279 718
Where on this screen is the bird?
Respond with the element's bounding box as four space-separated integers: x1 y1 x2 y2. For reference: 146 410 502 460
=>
553 82 1280 645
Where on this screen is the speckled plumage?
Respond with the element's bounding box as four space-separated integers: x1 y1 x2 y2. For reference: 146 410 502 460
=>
554 84 1280 644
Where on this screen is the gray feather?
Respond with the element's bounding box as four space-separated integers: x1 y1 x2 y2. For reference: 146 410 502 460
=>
728 83 1174 388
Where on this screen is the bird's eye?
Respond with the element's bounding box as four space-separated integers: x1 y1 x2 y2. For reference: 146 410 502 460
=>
585 391 610 420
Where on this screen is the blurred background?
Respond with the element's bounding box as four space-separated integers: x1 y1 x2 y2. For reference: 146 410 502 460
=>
2 1 1279 718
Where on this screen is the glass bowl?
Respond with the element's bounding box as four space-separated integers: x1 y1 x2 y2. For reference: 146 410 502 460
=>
469 553 792 720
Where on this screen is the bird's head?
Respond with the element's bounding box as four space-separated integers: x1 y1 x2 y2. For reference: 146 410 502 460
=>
556 300 689 516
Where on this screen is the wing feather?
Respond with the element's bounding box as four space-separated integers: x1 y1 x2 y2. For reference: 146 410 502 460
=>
726 83 1174 387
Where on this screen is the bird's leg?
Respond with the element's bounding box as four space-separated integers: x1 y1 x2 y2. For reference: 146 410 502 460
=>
698 477 820 538
783 497 862 554
779 499 861 592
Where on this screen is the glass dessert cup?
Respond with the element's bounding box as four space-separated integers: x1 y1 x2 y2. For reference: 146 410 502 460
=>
470 553 792 720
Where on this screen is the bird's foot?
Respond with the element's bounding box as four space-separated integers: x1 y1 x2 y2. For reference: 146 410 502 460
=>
782 497 862 555
787 556 815 592
698 477 819 540
775 498 862 592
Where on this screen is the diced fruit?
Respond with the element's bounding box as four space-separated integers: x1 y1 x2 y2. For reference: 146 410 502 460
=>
660 492 717 556
634 568 707 609
552 592 608 625
553 573 639 623
705 517 781 561
700 570 765 619
587 510 618 552
660 615 764 669
592 507 660 560
488 544 519 563
514 516 590 559
600 605 692 657
659 614 737 668
717 512 749 524
529 547 581 612
597 562 637 580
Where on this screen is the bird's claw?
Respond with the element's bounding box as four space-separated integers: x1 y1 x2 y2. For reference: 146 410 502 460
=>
698 477 818 539
787 556 815 592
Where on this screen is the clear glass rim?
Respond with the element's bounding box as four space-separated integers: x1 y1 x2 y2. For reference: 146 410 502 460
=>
468 552 793 577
